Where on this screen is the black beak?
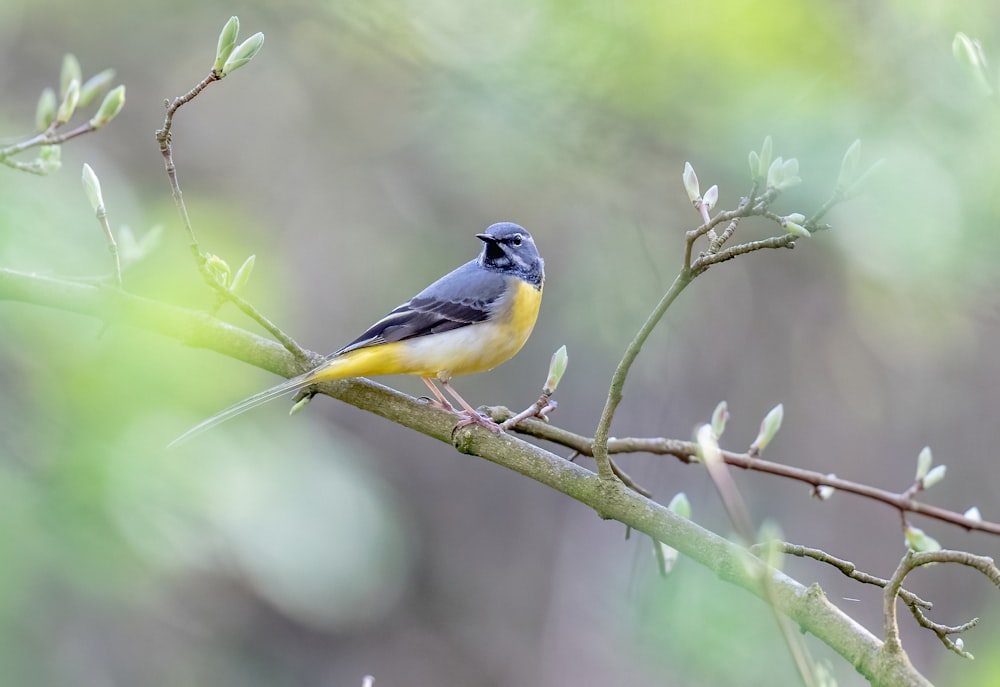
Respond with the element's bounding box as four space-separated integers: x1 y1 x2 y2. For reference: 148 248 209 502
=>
476 233 496 243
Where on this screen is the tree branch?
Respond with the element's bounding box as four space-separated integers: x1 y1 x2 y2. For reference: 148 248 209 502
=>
0 267 933 685
487 415 1000 537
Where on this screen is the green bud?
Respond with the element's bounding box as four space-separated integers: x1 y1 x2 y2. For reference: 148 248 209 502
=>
922 464 947 490
751 403 784 454
904 525 941 553
837 139 862 190
776 158 801 190
60 53 82 99
89 85 126 129
56 79 80 125
766 156 784 190
682 161 700 203
696 423 722 466
289 394 312 415
711 401 728 438
35 88 57 132
38 145 61 173
81 163 105 214
544 345 568 394
748 150 760 180
667 492 691 519
214 16 241 73
964 506 982 521
79 68 115 107
702 184 718 211
205 254 232 287
222 32 265 75
230 254 256 295
782 219 811 238
758 135 773 178
915 446 932 481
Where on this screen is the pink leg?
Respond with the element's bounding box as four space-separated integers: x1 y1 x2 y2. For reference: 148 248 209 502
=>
441 379 501 433
422 378 457 412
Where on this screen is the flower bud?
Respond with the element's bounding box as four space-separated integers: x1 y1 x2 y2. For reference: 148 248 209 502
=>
81 163 105 215
748 150 760 180
711 401 728 438
56 79 80 125
544 345 568 394
205 254 232 287
667 492 691 519
782 219 811 237
230 254 256 295
38 145 62 174
90 85 126 129
922 464 947 490
222 32 265 75
60 53 82 99
964 506 982 521
35 88 57 132
915 446 933 481
904 525 941 553
778 158 802 190
682 161 700 203
696 423 722 466
702 184 718 211
751 403 783 453
214 16 241 73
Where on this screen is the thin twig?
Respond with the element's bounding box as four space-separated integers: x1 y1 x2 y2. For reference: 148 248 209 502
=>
153 73 308 362
0 121 97 161
591 269 693 481
593 180 819 485
755 542 932 609
491 417 1000 537
883 549 1000 659
94 202 122 289
694 234 797 270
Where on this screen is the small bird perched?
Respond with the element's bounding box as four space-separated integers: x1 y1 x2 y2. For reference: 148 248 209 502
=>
169 222 544 446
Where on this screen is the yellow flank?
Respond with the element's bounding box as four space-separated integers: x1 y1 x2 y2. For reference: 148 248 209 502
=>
307 278 543 383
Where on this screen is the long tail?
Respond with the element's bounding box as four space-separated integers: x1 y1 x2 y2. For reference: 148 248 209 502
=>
167 369 320 448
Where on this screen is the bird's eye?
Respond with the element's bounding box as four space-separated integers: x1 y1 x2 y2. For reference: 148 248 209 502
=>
511 234 523 246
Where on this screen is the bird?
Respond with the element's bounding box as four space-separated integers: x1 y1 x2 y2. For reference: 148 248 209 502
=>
168 222 544 446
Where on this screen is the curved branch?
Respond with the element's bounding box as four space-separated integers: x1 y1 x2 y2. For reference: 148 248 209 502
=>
0 266 928 685
490 415 1000 537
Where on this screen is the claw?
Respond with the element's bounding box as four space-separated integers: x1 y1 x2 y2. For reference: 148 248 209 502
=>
455 411 503 433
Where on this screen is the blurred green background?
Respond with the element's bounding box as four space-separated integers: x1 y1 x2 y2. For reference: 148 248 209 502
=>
2 1 1000 685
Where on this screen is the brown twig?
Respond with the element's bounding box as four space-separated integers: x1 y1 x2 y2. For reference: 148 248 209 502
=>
491 417 1000 537
594 182 810 488
883 549 1000 659
754 542 932 609
154 73 308 363
0 121 98 167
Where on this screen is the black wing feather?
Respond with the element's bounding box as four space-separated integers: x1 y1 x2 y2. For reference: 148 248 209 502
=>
331 261 508 357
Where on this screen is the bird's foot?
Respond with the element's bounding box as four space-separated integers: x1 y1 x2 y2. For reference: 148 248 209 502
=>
455 410 503 433
419 395 458 413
